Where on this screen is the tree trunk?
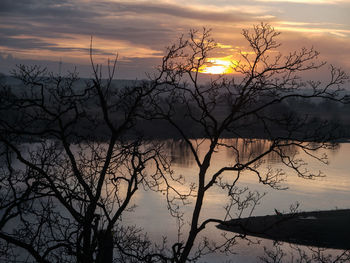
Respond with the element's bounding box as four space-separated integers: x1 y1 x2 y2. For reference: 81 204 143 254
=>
96 229 113 263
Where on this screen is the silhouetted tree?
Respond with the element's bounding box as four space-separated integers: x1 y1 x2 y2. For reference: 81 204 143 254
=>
0 52 175 262
141 23 349 262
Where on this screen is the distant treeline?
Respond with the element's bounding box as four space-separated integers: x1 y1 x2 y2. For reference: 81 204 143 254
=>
137 96 350 141
1 74 349 142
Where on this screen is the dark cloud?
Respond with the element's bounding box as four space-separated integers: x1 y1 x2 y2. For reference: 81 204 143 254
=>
0 0 96 18
98 1 254 23
0 0 255 22
0 0 259 53
0 1 171 53
0 35 115 56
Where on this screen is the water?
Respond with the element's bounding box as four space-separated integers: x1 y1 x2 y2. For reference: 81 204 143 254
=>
2 139 349 262
122 138 350 262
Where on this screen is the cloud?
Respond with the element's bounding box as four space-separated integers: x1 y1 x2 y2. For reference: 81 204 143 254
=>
275 23 350 38
0 0 349 79
0 0 271 66
0 0 265 42
97 1 255 23
277 30 350 71
0 0 95 18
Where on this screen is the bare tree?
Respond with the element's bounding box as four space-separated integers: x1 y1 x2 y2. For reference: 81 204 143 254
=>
0 53 173 263
142 23 349 262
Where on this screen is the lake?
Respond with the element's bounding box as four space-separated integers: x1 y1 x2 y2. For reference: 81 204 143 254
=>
122 138 350 262
2 138 349 262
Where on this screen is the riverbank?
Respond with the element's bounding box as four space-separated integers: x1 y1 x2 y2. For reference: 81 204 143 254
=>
217 209 350 250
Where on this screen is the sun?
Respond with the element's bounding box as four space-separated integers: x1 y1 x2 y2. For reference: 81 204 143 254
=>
201 65 228 74
199 58 237 75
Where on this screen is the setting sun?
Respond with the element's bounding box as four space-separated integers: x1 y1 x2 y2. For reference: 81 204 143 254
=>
199 58 237 74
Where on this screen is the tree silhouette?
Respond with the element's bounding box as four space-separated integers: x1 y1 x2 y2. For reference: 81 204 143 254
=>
142 23 349 262
0 52 175 262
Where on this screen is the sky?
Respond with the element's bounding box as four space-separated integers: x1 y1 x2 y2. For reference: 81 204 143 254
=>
0 0 349 79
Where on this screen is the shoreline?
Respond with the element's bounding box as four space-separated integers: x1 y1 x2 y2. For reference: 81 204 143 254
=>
217 209 350 250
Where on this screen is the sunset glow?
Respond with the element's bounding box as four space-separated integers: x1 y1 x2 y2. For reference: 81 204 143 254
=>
199 58 237 75
0 0 348 78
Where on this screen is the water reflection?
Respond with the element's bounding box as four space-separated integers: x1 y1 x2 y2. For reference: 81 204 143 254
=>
5 139 348 263
168 138 313 166
221 138 299 164
126 139 349 262
165 139 195 166
160 138 345 202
